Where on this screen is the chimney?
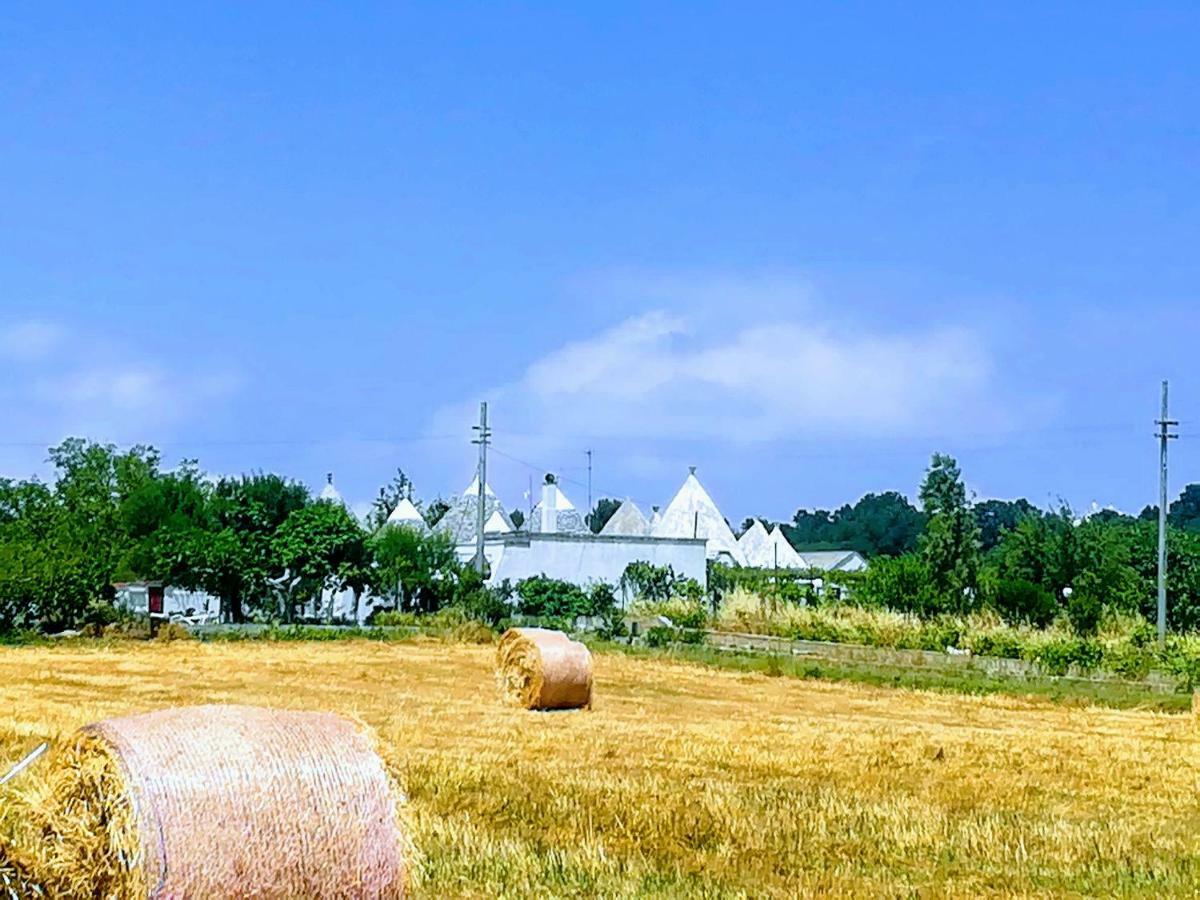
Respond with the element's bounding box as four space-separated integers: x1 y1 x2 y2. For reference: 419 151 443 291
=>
541 474 557 534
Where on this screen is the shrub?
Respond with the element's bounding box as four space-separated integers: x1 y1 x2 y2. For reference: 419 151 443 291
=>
584 582 618 618
621 562 697 604
155 622 195 643
987 578 1058 628
632 597 710 630
371 610 421 628
516 576 590 619
456 577 513 626
1066 589 1104 637
857 554 939 615
448 620 496 644
642 624 705 648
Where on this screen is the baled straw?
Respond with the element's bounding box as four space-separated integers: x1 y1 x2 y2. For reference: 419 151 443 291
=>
0 844 42 899
496 628 593 710
13 705 408 899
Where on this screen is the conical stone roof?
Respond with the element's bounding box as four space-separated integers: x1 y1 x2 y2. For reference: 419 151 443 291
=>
652 469 745 565
434 475 514 543
385 496 427 530
767 526 807 569
737 519 773 567
530 481 588 535
600 500 651 537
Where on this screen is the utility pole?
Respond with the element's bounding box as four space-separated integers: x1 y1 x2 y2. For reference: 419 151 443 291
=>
1156 380 1178 646
585 449 593 526
472 401 491 574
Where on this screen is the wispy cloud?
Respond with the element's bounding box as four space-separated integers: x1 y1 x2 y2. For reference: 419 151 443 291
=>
0 320 64 361
432 274 1008 457
1 319 242 457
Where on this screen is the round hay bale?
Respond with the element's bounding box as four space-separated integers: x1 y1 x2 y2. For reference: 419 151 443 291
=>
16 705 408 899
496 627 593 710
0 844 43 898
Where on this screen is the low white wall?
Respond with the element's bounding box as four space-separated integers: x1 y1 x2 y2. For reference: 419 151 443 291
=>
470 533 708 596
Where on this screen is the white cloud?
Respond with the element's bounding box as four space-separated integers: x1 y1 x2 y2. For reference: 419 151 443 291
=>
35 365 241 427
0 319 243 462
432 276 1009 456
0 320 64 361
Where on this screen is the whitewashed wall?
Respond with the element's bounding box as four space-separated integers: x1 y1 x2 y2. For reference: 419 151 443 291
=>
461 533 708 599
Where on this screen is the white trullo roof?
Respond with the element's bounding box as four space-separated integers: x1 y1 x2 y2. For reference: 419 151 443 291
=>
434 474 514 543
600 500 651 537
318 473 343 504
736 519 773 567
484 508 511 534
652 469 745 565
649 507 663 530
767 526 807 569
530 480 588 534
386 496 426 530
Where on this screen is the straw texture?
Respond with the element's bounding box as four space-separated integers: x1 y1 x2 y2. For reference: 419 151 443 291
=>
13 705 408 899
0 845 42 899
496 628 593 710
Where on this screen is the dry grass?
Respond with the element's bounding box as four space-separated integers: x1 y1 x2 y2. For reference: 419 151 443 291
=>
1 638 1198 897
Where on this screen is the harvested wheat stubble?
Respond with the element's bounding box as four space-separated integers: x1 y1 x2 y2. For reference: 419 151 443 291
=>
9 704 409 899
496 628 593 710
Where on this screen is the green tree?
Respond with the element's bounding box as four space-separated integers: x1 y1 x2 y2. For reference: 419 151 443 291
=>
974 498 1039 553
368 526 461 613
367 468 417 531
424 497 451 528
206 473 311 622
785 492 924 557
273 501 367 621
918 454 980 611
857 553 937 615
1169 484 1200 533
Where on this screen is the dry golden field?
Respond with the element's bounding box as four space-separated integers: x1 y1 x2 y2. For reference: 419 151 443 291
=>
1 638 1198 898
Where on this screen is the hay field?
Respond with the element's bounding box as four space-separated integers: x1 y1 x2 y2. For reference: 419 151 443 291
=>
1 639 1198 898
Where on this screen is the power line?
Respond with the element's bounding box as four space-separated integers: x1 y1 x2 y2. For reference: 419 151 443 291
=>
489 445 660 514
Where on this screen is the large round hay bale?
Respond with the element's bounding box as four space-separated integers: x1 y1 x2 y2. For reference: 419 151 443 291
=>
496 627 593 710
16 705 408 899
0 844 42 899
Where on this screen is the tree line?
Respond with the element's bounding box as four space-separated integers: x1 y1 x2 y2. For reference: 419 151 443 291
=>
850 454 1200 635
0 439 488 632
4 439 1200 637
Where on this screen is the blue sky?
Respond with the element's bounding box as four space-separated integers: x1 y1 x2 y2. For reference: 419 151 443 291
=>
2 2 1199 523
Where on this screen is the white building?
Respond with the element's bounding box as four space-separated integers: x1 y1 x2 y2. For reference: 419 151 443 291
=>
736 519 773 567
456 474 708 594
385 496 427 530
767 526 807 569
600 500 651 537
798 549 869 573
652 467 746 565
528 475 588 535
434 475 515 543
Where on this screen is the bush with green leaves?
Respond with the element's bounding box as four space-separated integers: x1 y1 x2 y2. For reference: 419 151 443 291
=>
515 575 590 619
984 578 1058 628
856 554 940 615
620 561 699 604
454 573 513 626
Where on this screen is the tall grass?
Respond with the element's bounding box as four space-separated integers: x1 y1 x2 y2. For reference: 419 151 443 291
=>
1 640 1197 896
